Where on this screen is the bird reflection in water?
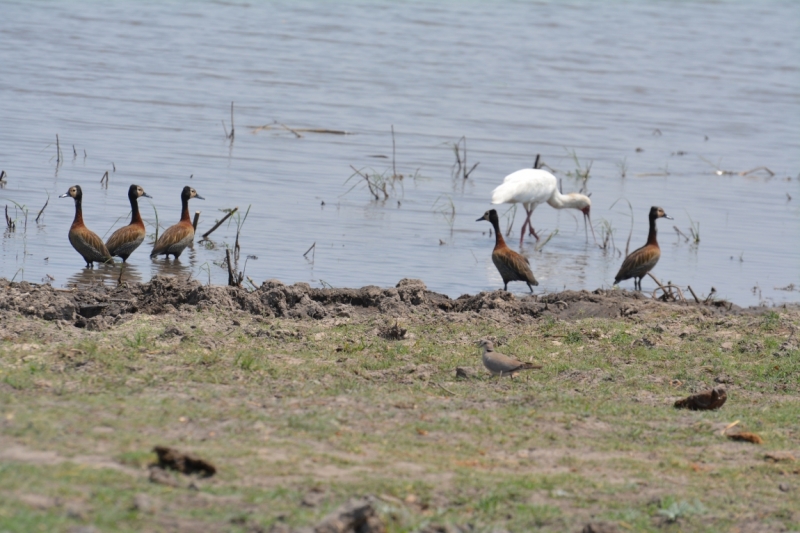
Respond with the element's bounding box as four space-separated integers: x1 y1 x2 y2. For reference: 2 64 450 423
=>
65 262 143 288
149 246 198 279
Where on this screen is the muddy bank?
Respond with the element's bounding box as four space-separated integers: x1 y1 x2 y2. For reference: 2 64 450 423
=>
0 276 770 331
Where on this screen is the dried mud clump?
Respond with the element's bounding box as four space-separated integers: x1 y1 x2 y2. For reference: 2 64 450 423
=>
0 275 760 330
727 432 764 445
152 445 216 477
674 387 727 410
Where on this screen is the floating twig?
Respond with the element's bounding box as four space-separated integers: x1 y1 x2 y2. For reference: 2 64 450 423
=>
532 153 541 169
740 166 774 177
251 124 350 135
279 122 303 138
192 211 200 232
56 134 61 164
100 171 109 187
303 242 316 258
201 207 238 239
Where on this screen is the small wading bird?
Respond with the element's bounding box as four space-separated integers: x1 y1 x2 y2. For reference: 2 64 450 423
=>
59 185 113 268
491 168 596 246
477 209 538 292
150 186 204 259
478 339 542 377
614 206 672 290
105 184 152 262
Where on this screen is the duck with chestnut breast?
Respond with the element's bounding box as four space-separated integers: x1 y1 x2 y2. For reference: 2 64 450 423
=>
105 184 152 262
477 209 538 292
614 206 673 290
59 185 113 268
150 186 204 259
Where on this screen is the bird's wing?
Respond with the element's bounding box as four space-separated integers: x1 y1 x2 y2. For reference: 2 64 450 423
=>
106 223 144 255
615 245 660 281
492 169 557 205
151 223 192 256
486 351 526 372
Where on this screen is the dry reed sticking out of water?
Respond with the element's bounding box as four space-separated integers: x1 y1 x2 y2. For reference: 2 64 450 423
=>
201 207 237 240
35 194 49 224
450 135 479 180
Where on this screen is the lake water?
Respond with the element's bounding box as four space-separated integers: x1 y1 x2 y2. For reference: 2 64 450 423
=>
1 1 798 307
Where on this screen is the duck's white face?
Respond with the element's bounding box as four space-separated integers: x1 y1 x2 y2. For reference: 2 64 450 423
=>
59 186 78 199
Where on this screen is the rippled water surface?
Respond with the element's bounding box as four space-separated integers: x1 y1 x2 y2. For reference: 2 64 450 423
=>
1 1 798 306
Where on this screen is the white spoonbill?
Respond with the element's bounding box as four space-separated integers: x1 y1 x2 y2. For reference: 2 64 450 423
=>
491 168 596 246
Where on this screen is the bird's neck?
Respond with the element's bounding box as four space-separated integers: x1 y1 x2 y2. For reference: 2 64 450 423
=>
646 214 659 246
547 191 583 210
491 217 507 249
130 194 143 225
180 196 191 223
72 198 84 227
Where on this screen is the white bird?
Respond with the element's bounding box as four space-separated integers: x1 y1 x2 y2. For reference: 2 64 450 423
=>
491 168 596 246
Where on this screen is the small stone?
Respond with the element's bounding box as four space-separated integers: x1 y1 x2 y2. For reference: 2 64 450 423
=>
779 483 792 492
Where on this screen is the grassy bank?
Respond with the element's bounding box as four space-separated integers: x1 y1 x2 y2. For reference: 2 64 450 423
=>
1 301 798 532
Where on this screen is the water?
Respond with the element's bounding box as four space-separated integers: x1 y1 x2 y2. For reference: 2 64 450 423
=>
1 1 798 307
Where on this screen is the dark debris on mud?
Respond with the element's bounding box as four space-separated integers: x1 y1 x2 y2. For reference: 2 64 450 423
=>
0 276 768 330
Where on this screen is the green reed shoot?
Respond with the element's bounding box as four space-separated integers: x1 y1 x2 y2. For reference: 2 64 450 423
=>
534 229 558 252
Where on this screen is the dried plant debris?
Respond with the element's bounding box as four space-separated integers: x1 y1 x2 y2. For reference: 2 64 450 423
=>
764 453 796 463
311 495 385 533
727 432 764 445
455 367 479 379
674 387 727 410
581 523 619 533
153 446 216 477
378 320 407 340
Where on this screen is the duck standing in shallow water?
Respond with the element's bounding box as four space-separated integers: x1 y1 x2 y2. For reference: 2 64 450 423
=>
477 209 538 292
105 184 152 262
150 186 204 259
59 185 113 268
614 206 673 290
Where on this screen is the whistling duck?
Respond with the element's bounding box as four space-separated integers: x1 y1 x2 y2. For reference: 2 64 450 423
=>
491 168 595 246
477 209 538 292
105 184 152 262
614 206 673 290
59 185 113 268
150 186 204 259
